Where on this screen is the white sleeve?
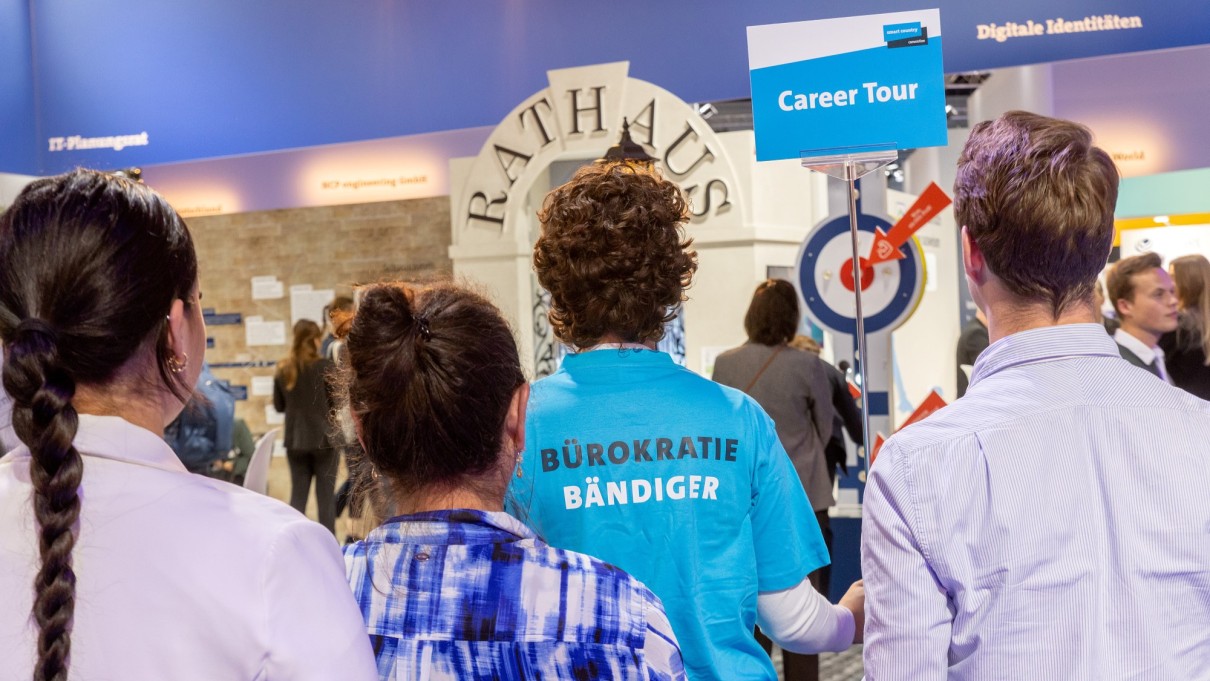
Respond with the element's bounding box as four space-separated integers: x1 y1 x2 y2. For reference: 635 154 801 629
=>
756 577 855 654
262 520 379 680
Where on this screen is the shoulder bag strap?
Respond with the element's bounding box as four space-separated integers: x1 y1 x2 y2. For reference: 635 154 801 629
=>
743 345 785 393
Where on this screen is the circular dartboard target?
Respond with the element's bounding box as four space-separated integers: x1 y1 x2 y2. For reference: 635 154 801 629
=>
795 213 925 337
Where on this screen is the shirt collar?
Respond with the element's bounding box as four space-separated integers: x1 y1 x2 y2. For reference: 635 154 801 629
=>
970 323 1121 389
1113 327 1162 364
2 413 187 473
562 347 673 370
370 509 536 545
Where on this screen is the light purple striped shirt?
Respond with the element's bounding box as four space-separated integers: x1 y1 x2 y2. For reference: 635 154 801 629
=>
862 323 1210 680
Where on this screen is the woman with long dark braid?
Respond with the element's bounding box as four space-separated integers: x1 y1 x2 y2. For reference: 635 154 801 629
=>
0 170 376 680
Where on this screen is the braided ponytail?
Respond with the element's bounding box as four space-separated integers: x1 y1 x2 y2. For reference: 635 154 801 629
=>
3 320 83 681
0 169 198 681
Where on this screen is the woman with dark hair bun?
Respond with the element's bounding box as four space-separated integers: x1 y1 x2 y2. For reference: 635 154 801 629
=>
0 170 376 680
338 281 685 681
510 163 862 681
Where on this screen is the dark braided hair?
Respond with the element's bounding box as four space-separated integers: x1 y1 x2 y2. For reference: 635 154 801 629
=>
0 169 197 681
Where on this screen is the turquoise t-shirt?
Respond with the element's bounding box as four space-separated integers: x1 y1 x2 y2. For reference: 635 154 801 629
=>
507 349 829 681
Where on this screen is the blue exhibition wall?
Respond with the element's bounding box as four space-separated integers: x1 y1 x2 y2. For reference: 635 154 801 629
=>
10 0 1210 175
0 0 36 173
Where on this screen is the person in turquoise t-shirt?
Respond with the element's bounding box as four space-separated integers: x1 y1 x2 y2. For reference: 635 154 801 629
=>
508 162 864 681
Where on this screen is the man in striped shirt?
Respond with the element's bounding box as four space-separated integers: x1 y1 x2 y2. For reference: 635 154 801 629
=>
862 111 1210 679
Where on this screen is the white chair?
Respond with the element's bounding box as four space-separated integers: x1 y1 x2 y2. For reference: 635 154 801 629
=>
243 428 280 495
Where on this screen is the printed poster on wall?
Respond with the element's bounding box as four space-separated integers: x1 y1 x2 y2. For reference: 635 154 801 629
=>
748 9 948 162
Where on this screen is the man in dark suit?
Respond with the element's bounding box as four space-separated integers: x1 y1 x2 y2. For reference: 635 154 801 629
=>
1106 252 1179 382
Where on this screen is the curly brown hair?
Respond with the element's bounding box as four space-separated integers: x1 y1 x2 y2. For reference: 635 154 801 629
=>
534 162 698 348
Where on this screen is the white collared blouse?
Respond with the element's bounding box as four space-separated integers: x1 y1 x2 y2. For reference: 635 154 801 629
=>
0 414 377 680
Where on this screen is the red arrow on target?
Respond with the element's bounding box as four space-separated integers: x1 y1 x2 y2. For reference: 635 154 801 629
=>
867 182 953 265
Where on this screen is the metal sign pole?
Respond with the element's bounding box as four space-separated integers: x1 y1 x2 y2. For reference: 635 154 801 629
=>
844 161 874 471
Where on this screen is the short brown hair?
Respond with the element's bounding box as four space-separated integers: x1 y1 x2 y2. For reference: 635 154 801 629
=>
1107 252 1163 317
744 279 800 345
954 111 1119 316
534 162 697 348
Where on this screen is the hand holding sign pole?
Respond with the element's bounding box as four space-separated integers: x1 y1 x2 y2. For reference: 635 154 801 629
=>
749 9 947 504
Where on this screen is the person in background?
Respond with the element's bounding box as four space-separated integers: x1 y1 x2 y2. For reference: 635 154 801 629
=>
327 293 376 542
163 361 235 475
321 295 355 359
955 308 989 397
713 280 836 681
1107 252 1179 382
789 335 862 484
862 111 1210 679
275 319 338 534
0 170 376 680
1160 254 1210 400
338 281 686 680
510 162 863 681
215 417 257 485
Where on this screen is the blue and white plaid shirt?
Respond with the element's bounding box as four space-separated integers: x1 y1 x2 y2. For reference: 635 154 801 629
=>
344 509 686 680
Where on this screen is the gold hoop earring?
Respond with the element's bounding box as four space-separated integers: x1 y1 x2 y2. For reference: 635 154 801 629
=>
168 353 188 374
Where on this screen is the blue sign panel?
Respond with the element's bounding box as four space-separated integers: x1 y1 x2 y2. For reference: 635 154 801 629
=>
748 10 948 161
203 312 242 326
209 360 277 369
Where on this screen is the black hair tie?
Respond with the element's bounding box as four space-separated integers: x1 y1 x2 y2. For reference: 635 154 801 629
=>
12 318 58 347
415 316 432 341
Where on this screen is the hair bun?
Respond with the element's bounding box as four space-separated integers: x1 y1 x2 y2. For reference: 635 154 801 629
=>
355 284 422 340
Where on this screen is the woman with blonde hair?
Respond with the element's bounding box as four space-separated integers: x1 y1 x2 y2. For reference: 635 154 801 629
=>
275 318 339 533
1160 254 1210 399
